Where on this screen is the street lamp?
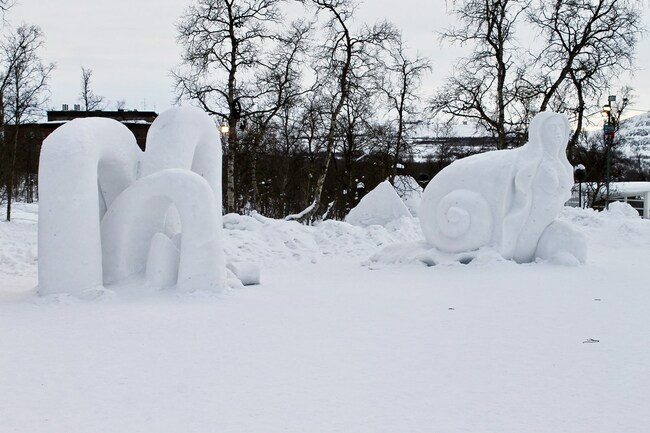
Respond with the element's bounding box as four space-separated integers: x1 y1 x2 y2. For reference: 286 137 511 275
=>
602 96 616 210
220 122 229 136
220 122 230 150
574 164 586 208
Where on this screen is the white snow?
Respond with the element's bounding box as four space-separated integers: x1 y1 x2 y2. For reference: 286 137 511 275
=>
419 112 578 263
346 180 413 227
1 202 650 432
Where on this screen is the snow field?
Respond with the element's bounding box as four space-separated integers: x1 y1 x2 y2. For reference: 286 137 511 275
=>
1 203 650 432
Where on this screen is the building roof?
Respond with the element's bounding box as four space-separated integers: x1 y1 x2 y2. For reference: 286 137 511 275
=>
47 110 158 123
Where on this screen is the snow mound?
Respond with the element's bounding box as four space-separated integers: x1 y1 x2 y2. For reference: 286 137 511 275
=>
223 211 422 267
393 175 423 216
345 180 413 227
535 220 587 266
605 201 640 218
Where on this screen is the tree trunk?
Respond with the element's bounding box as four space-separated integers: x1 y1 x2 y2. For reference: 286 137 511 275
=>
6 124 19 221
303 149 333 222
226 142 236 213
250 151 259 211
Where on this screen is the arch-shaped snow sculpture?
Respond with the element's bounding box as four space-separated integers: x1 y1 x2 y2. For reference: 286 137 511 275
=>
141 106 222 203
100 169 225 292
38 118 142 295
38 106 228 296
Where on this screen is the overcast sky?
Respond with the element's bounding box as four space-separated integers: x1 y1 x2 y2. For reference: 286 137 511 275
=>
6 0 650 122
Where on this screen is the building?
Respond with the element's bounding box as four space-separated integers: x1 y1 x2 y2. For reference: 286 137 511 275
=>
45 107 158 149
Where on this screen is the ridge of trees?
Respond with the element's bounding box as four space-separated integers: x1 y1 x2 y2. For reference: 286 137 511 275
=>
175 0 646 220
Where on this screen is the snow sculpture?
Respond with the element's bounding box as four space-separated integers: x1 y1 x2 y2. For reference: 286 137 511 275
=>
419 111 581 263
38 118 141 295
38 107 226 296
100 169 224 292
346 180 412 227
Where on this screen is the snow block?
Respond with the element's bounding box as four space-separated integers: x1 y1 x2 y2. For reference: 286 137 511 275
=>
420 112 579 263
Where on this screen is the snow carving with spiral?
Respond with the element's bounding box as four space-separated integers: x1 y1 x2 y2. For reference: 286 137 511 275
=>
419 111 587 264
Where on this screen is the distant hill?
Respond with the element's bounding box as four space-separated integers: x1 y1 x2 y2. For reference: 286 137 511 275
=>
618 111 650 165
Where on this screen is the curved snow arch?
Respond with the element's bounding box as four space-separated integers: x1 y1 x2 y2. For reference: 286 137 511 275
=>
141 106 222 204
38 118 142 296
101 169 226 292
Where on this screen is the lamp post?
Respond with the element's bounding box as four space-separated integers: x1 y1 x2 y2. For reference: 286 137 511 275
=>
575 164 586 208
603 95 616 210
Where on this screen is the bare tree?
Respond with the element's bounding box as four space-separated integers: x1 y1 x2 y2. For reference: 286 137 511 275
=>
0 0 13 17
242 20 312 210
432 0 530 150
175 0 284 212
0 25 54 220
529 0 643 153
573 88 634 208
290 0 397 221
377 35 431 180
79 66 105 111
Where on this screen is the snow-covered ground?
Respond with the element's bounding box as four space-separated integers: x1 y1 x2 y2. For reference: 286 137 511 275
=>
1 202 650 433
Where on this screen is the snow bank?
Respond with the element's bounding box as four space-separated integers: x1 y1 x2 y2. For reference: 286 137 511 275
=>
419 111 578 263
223 210 422 267
37 107 226 296
345 180 412 227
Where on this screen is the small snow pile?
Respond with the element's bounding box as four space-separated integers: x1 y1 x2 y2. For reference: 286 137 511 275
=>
345 180 412 227
535 220 587 266
393 175 423 216
604 201 640 218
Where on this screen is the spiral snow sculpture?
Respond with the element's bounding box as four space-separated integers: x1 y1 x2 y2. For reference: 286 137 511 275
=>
38 107 225 296
419 111 575 263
